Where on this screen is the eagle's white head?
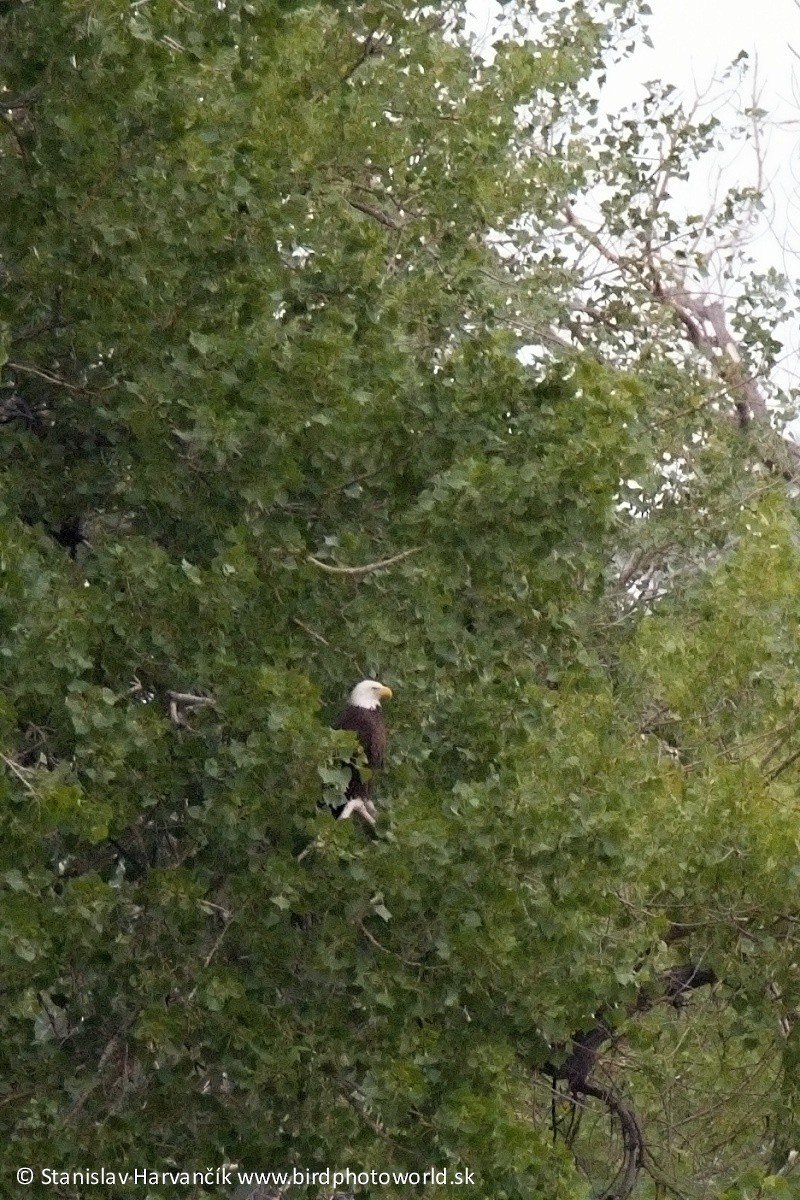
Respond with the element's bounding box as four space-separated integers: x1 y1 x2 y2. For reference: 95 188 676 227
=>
349 679 393 710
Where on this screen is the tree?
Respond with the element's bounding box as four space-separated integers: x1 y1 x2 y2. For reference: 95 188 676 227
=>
0 1 648 1196
3 1 800 1198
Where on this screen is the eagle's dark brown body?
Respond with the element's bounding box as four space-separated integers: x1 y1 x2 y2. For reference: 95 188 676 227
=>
333 703 387 803
330 680 392 824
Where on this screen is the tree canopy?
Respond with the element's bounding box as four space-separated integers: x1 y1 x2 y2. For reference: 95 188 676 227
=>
2 1 800 1198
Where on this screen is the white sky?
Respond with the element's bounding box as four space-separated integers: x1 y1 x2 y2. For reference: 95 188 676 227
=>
467 0 800 399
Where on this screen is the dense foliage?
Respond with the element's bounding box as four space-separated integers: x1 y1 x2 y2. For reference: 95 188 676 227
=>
2 1 800 1197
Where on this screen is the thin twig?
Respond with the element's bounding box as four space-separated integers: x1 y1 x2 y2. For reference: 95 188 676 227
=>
6 361 101 396
307 546 421 575
296 837 320 863
767 746 800 782
339 30 385 86
59 1018 135 1126
186 915 235 1004
356 918 423 968
0 753 37 793
291 617 330 646
347 197 402 230
0 110 32 172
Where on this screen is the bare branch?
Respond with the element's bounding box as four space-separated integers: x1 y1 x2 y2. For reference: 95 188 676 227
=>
656 286 769 426
306 547 421 575
356 918 424 968
578 1080 644 1200
347 197 402 230
0 753 37 793
186 913 235 1004
562 202 790 443
291 617 330 646
339 29 387 87
166 691 216 727
6 361 102 396
563 204 627 271
766 745 800 782
547 962 717 1193
58 1017 136 1126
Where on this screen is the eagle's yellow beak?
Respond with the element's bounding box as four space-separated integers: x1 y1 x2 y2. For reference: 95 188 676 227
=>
379 685 393 700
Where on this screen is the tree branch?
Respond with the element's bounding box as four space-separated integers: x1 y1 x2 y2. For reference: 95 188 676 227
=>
578 1080 644 1200
0 88 39 112
58 1016 136 1127
546 961 717 1194
346 197 402 230
767 746 800 782
562 202 794 453
291 617 330 646
0 753 37 793
166 691 216 727
306 547 421 575
6 360 101 396
355 918 424 968
186 912 235 1004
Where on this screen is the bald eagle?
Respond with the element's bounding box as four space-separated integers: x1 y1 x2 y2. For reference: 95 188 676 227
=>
332 679 393 826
